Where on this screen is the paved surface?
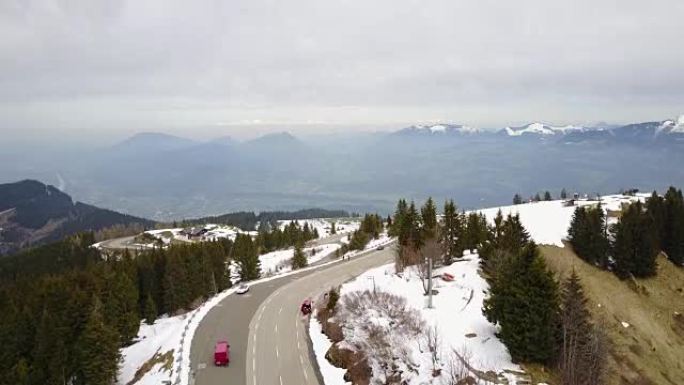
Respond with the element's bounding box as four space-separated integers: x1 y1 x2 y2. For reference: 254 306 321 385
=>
189 244 395 385
98 235 138 251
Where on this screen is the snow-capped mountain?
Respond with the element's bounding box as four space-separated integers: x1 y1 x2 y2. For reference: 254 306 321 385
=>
396 124 483 136
657 115 684 135
501 122 590 137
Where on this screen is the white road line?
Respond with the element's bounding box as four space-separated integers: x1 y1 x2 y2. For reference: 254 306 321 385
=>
279 306 283 315
279 375 284 385
275 324 278 333
276 346 279 358
303 369 308 381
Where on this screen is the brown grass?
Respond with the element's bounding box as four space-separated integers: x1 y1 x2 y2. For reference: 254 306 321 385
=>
540 244 684 385
126 349 174 385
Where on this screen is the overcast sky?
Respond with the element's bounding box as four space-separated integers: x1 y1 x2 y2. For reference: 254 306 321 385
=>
1 0 683 142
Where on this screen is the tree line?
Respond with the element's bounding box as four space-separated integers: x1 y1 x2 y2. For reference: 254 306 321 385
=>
389 197 607 384
177 208 350 231
568 187 684 279
0 233 234 385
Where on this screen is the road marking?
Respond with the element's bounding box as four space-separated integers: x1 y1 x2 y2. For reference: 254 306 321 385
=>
275 324 278 333
303 369 308 381
252 357 256 371
279 375 284 385
276 346 279 358
279 306 283 315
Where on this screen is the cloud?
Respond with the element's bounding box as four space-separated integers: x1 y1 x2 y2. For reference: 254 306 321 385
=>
1 0 683 139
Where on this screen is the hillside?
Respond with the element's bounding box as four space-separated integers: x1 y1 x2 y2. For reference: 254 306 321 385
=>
0 180 154 255
541 246 684 385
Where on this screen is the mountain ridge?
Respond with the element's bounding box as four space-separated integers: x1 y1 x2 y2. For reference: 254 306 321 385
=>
0 180 155 255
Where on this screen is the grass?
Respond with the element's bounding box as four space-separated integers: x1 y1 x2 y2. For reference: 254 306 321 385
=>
540 244 684 385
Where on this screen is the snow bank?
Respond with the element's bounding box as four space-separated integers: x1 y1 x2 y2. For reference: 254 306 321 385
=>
309 317 349 385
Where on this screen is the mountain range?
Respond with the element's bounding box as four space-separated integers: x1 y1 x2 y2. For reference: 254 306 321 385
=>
1 116 683 220
0 180 154 255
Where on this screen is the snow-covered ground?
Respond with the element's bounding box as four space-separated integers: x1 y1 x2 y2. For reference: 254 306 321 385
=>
119 316 186 385
311 194 651 385
311 251 523 385
260 243 342 276
278 218 360 238
476 194 648 247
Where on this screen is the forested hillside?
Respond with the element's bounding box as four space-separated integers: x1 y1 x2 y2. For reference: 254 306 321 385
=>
0 180 154 255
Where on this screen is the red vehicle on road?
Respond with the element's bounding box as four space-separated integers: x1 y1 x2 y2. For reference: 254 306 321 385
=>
214 340 230 366
301 298 313 315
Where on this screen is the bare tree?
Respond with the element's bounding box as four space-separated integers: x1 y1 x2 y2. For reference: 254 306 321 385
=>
425 325 442 372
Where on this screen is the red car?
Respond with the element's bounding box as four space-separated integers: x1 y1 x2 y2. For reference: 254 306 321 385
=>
301 298 313 315
214 340 230 366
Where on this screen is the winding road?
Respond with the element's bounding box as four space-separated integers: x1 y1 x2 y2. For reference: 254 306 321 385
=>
189 241 395 385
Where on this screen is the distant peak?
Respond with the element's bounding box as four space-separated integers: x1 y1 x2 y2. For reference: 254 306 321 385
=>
399 124 482 135
504 122 586 136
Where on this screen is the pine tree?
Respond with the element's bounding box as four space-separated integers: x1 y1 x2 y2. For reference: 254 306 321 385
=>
421 197 438 240
75 297 120 385
567 205 609 267
663 187 684 266
561 188 568 200
559 270 606 385
441 200 464 264
612 201 658 278
291 243 308 269
534 193 542 202
544 191 552 201
143 293 157 325
233 234 261 281
483 243 560 364
407 201 424 250
513 194 523 205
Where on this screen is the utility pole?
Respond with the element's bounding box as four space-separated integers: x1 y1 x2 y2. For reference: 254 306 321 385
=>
427 257 433 308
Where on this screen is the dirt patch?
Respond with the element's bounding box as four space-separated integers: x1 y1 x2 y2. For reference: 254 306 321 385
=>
540 244 684 385
126 349 174 385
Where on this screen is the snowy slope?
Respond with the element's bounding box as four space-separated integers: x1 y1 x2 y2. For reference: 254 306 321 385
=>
475 194 648 247
312 253 523 385
278 218 360 238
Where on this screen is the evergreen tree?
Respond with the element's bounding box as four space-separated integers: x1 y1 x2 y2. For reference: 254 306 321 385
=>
441 200 464 264
75 298 119 385
533 193 542 202
611 201 658 278
513 194 523 205
143 293 157 325
646 191 666 249
390 199 408 240
559 270 606 385
544 191 552 201
232 234 261 281
330 222 337 235
483 243 560 364
567 205 609 267
561 188 568 200
663 187 684 266
421 197 438 240
291 243 308 269
406 201 424 250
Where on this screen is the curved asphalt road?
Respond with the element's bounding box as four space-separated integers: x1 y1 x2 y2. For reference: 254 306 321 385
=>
189 243 395 385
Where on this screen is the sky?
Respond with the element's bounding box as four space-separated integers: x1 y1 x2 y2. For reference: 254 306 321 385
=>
1 0 683 142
